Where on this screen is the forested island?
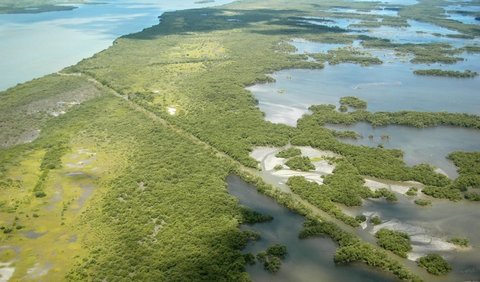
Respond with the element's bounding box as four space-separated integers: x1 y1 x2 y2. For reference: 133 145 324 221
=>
1 0 479 281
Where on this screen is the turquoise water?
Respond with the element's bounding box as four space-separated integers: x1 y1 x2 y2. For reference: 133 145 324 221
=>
0 0 234 91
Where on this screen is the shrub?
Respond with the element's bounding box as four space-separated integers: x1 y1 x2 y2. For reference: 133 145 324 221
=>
414 199 431 206
417 254 452 275
275 148 301 158
370 216 382 225
447 237 468 247
285 156 315 171
375 229 412 258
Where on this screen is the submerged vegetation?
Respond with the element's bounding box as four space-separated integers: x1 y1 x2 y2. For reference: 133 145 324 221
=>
414 199 432 206
240 206 274 224
311 47 383 66
339 96 367 110
299 219 421 281
447 237 469 247
414 69 478 78
256 244 288 273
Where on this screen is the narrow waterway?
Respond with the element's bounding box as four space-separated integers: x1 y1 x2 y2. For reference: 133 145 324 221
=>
227 175 399 282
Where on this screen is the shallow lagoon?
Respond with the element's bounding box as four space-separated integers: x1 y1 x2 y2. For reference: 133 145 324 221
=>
344 194 480 281
325 123 480 178
0 0 234 91
249 16 480 281
249 63 480 126
227 175 398 282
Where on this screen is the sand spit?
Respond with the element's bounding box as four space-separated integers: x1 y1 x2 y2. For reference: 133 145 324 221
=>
372 219 457 261
363 178 411 195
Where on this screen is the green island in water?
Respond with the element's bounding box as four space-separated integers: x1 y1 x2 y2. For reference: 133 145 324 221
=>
1 0 480 281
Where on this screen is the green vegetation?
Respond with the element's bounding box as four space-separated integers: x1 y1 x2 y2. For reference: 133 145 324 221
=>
416 152 480 201
406 187 418 196
373 188 398 202
375 229 412 258
240 206 274 224
0 74 101 148
339 96 367 110
256 244 288 273
1 86 251 280
464 191 480 201
370 216 382 225
3 0 479 280
293 105 452 185
299 219 421 281
285 156 315 171
414 69 478 78
422 185 462 201
275 147 301 158
332 130 361 139
400 0 480 37
447 237 469 247
287 176 360 227
286 158 379 226
307 103 480 129
362 40 463 65
355 215 367 223
417 254 452 275
311 47 382 66
274 164 283 171
448 152 480 191
414 199 431 206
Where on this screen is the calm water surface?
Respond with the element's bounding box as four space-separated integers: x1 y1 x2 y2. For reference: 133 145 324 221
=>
325 123 480 178
0 0 234 91
346 195 480 281
227 175 398 282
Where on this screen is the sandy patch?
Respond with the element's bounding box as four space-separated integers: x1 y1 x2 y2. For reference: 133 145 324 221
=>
263 153 285 171
364 179 411 194
167 107 177 116
297 146 339 159
0 264 15 282
250 146 338 187
272 170 324 185
313 160 335 174
434 168 449 178
250 147 277 164
372 219 457 261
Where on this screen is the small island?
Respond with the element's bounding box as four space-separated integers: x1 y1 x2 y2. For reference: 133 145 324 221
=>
414 69 478 78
